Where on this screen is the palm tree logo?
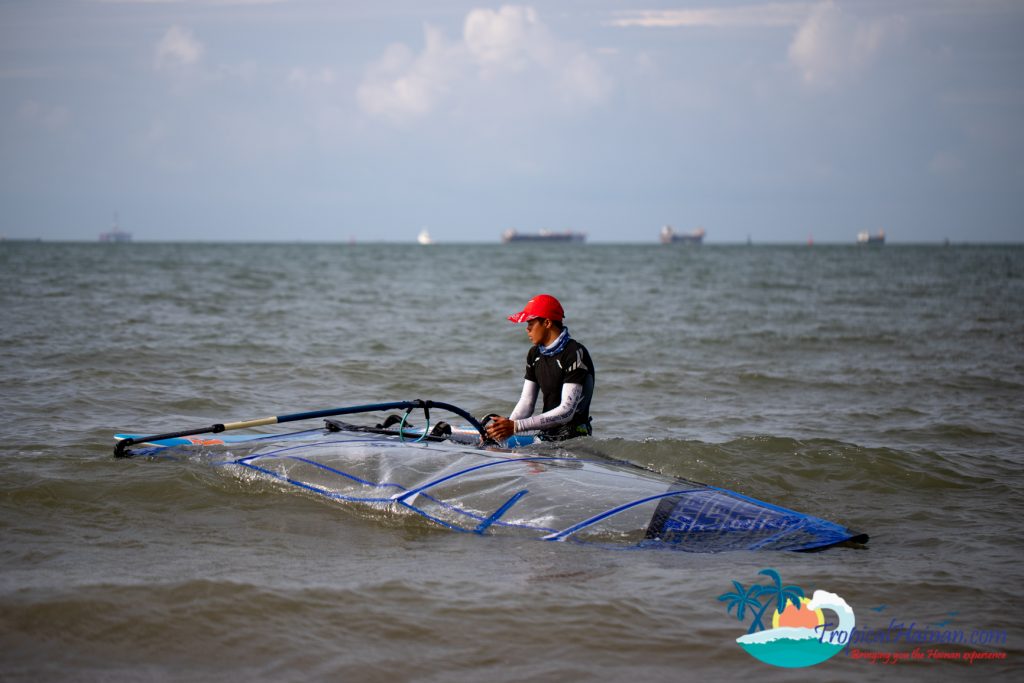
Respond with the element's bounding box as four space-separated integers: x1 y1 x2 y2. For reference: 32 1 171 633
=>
718 568 855 668
718 568 805 634
719 580 769 633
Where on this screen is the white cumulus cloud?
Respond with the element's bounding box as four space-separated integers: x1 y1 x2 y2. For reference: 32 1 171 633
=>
788 1 905 88
357 5 611 122
155 25 205 70
356 25 466 122
464 5 543 72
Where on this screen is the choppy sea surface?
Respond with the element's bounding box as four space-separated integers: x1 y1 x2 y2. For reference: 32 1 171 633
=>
1 241 1022 682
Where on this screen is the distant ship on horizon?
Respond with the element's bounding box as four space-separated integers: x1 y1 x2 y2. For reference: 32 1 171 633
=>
857 229 885 245
501 228 586 244
660 225 705 245
99 214 132 243
417 228 435 245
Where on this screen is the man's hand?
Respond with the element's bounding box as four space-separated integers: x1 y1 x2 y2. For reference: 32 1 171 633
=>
485 416 515 441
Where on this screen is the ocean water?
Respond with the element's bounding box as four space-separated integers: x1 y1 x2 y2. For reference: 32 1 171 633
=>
1 241 1021 681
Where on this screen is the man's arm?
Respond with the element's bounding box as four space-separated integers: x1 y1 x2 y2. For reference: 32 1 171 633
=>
486 379 538 441
513 383 583 434
509 380 538 421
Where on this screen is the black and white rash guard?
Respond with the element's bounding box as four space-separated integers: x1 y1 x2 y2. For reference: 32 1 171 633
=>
509 331 594 439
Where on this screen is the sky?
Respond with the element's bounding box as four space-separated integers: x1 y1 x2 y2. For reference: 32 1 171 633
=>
1 0 1022 243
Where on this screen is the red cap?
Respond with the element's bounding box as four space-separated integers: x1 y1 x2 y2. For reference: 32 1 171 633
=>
508 294 564 323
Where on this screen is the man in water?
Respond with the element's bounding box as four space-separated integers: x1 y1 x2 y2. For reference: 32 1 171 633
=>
485 294 595 442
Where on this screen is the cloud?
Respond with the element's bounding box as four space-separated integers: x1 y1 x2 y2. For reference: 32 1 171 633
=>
788 1 905 87
464 5 543 72
611 2 906 89
559 52 610 105
155 25 205 70
464 5 611 105
608 3 809 28
357 4 611 122
356 25 465 121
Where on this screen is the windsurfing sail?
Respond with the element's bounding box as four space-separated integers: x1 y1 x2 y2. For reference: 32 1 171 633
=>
115 406 868 553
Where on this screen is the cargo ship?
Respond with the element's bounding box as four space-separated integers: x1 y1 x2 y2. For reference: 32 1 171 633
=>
660 225 704 245
856 230 885 245
502 229 586 244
